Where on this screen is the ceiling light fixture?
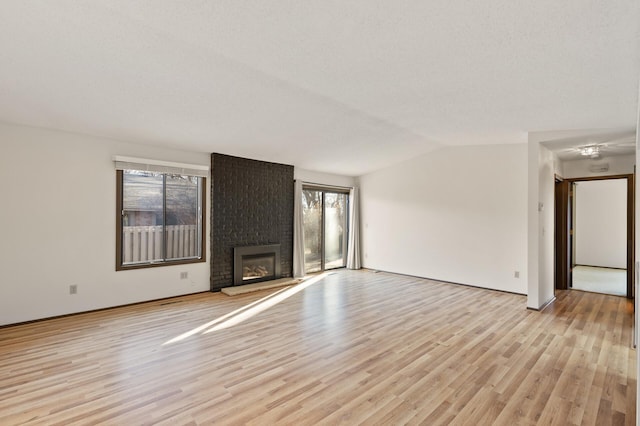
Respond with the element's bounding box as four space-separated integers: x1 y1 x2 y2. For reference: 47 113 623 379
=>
579 144 600 158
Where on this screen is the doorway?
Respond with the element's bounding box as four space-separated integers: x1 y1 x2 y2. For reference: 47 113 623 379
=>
302 187 349 273
554 174 634 298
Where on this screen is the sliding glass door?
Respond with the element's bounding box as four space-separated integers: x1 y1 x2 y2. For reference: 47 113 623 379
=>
302 189 323 273
324 192 348 269
302 187 348 273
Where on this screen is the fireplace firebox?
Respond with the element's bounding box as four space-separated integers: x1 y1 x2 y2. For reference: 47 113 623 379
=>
233 244 281 286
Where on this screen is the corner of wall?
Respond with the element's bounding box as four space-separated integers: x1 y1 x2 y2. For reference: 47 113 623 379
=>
527 135 556 309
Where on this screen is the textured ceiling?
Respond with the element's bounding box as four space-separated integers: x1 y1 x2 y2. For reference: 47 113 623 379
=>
0 1 638 175
540 129 636 161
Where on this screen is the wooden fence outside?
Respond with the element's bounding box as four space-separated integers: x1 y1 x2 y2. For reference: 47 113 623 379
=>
122 225 199 263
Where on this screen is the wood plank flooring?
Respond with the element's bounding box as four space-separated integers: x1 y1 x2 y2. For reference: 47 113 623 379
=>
0 270 635 425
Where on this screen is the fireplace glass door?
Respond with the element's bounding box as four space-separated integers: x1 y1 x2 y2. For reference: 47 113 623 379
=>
302 188 348 272
242 254 275 282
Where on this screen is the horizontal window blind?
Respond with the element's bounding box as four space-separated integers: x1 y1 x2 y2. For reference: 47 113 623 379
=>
113 156 209 178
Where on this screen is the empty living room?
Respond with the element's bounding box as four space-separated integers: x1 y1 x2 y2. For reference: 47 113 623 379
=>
1 2 639 425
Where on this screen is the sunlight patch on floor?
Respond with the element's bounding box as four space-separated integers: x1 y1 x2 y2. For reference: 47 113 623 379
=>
163 273 328 345
202 273 328 334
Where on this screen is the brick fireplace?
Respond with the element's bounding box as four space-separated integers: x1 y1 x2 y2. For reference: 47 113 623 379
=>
210 153 293 291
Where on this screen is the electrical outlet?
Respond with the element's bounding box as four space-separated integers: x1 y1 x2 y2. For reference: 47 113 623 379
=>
180 272 188 280
69 285 77 294
514 271 520 279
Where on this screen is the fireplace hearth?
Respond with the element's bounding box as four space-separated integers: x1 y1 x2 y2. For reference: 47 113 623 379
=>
234 244 281 286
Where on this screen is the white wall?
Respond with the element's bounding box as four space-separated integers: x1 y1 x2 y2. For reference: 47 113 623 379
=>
553 154 564 177
0 123 211 325
294 168 356 188
527 138 556 309
574 179 627 269
561 154 635 179
359 144 528 294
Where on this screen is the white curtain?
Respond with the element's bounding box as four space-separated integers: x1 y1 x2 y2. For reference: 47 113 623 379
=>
293 180 306 277
346 187 361 270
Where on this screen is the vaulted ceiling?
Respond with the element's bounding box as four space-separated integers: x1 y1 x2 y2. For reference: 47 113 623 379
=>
0 1 638 175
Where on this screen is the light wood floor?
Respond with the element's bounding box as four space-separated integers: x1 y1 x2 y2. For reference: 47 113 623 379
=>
0 270 635 425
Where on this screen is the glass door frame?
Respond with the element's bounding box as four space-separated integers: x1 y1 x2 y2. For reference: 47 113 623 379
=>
302 185 350 272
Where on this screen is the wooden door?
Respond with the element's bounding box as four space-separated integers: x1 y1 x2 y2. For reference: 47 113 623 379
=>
554 178 570 290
